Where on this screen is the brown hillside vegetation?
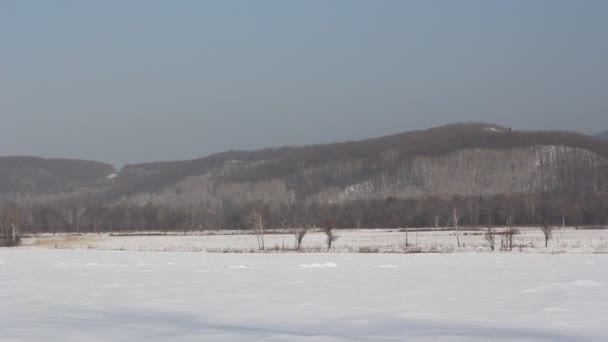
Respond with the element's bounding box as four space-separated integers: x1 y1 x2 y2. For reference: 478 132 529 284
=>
1 123 608 234
114 123 608 200
0 156 116 196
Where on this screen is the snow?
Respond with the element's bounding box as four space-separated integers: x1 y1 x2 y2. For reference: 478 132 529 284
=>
227 265 248 269
106 173 118 179
484 127 503 133
299 262 338 268
1 249 607 341
21 227 608 254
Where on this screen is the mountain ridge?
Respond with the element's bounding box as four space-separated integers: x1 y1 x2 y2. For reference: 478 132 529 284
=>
105 123 608 210
3 122 608 231
596 131 608 140
0 156 115 197
2 123 608 207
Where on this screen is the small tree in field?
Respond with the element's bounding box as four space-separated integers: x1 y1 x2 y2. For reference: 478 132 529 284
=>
540 224 553 248
504 226 519 251
323 221 338 251
0 205 26 246
484 227 496 251
433 214 441 229
294 226 308 251
452 208 461 247
249 210 265 251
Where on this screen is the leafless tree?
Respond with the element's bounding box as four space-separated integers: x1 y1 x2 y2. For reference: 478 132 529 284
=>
323 221 338 251
249 210 265 251
540 224 553 248
524 194 537 224
433 214 441 229
0 205 26 246
452 208 461 247
484 227 496 251
293 226 308 251
504 226 519 251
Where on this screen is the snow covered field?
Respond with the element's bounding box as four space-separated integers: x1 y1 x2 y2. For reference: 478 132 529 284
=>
20 227 608 254
1 249 607 341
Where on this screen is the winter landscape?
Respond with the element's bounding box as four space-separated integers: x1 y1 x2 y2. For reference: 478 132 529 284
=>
3 1 608 341
2 246 607 341
1 228 607 341
17 227 608 254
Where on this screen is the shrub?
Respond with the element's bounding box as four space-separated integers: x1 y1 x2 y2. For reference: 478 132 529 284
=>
358 246 380 253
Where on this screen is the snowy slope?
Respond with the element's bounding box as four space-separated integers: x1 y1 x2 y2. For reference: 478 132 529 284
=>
1 249 607 341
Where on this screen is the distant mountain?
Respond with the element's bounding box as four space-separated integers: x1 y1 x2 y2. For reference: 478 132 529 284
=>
2 123 608 209
596 131 608 140
111 123 608 208
0 156 116 203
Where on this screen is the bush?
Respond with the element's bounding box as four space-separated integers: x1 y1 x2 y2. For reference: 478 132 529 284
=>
358 246 380 253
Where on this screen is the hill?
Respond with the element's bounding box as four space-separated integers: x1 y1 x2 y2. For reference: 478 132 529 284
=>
113 123 608 207
0 156 116 203
2 123 608 232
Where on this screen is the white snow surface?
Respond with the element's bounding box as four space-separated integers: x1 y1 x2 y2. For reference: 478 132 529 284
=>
1 249 607 341
21 227 608 254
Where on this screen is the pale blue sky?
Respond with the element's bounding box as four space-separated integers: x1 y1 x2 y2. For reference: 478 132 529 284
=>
1 1 607 167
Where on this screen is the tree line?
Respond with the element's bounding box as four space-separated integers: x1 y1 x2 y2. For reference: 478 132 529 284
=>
2 192 607 243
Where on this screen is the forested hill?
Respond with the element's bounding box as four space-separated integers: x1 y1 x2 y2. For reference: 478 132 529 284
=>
4 123 608 205
596 131 608 140
0 156 115 199
113 123 608 206
2 123 608 231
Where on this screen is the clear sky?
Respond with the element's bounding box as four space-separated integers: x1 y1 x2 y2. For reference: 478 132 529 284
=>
1 1 607 167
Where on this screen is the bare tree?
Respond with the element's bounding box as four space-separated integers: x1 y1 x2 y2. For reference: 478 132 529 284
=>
323 221 338 251
433 214 441 229
484 227 496 251
524 194 537 224
452 208 461 247
504 226 519 251
293 226 308 251
0 205 26 246
249 210 265 251
64 207 84 233
540 224 553 248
